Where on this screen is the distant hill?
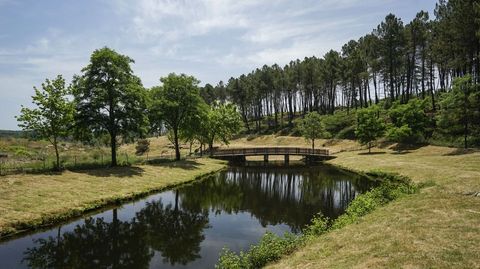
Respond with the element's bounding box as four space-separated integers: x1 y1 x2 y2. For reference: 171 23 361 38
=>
0 130 25 138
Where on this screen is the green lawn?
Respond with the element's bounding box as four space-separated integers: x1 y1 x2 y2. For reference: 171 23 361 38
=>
0 158 226 237
266 145 480 268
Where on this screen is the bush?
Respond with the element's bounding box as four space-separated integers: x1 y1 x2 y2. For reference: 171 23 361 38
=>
135 139 150 156
216 232 300 269
335 125 356 139
386 99 433 143
303 213 329 238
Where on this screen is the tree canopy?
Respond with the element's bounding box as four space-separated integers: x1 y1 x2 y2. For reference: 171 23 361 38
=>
149 73 205 160
355 106 385 153
298 112 329 150
16 75 73 169
72 47 148 166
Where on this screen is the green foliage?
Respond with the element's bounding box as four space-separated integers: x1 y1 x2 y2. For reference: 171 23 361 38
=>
336 125 356 140
135 139 150 156
216 232 300 269
149 73 205 160
436 75 480 148
73 47 148 166
355 106 385 152
321 111 356 139
298 112 330 149
16 75 73 169
197 103 243 152
386 99 432 143
332 176 416 230
302 213 329 239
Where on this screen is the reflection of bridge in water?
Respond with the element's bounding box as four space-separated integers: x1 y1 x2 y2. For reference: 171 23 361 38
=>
211 147 335 163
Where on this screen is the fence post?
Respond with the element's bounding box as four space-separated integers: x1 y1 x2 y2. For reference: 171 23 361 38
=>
125 153 129 164
74 155 77 167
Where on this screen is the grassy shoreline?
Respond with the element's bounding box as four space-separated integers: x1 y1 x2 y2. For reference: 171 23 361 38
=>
266 144 480 268
0 158 226 239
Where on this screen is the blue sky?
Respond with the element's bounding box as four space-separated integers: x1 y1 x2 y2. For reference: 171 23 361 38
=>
0 0 436 130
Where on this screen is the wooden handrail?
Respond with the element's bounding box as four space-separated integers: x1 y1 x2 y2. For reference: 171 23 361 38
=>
212 147 329 156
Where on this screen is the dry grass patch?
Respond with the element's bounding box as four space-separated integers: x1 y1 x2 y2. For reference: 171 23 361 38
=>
0 158 226 237
265 143 480 269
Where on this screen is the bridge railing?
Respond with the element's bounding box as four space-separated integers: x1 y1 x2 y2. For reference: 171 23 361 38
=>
212 147 329 156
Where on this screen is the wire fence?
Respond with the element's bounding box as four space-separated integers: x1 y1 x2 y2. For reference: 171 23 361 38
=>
0 151 188 176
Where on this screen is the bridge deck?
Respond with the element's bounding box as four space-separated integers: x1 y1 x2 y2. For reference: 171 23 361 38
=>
211 147 330 157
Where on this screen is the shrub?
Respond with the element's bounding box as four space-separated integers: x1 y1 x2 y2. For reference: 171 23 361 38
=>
336 125 356 139
216 232 300 269
135 139 150 156
322 111 356 135
303 213 329 238
386 99 433 143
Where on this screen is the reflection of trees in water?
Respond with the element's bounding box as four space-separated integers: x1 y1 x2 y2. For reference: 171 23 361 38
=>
180 166 370 232
23 196 210 269
22 166 369 268
23 209 153 269
135 191 209 265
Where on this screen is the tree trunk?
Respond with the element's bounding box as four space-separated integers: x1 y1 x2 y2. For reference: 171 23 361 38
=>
110 132 117 166
53 136 60 170
173 128 181 161
208 137 214 156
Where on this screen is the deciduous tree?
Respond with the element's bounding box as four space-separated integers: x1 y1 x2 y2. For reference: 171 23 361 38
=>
73 47 148 166
17 75 73 169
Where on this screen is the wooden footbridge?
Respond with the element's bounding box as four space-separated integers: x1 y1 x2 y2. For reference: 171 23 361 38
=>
211 147 335 163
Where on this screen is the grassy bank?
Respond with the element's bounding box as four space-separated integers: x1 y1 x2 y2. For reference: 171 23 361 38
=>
262 143 480 268
0 158 226 238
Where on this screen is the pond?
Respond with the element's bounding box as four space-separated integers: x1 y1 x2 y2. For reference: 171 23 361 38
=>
0 163 373 269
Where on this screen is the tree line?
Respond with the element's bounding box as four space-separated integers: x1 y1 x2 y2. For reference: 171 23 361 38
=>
202 0 479 133
16 0 480 168
17 48 242 169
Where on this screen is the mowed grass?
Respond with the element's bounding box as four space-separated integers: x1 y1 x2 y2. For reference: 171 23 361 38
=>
259 144 480 268
222 135 480 268
0 158 226 237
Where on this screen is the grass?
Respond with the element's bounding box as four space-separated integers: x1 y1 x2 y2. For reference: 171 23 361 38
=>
0 157 226 238
254 142 480 268
0 136 197 174
1 134 479 267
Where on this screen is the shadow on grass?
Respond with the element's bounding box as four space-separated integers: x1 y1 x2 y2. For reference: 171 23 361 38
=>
390 143 426 152
443 148 480 156
358 151 386 155
146 159 204 170
73 166 145 178
391 151 412 155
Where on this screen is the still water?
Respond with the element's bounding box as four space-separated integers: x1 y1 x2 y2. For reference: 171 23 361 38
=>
0 163 373 269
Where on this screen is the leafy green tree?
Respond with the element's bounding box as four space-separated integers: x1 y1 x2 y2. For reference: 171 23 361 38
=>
355 106 385 153
437 76 480 148
17 75 73 169
386 99 432 143
73 47 148 166
199 103 242 154
149 73 204 160
298 112 329 150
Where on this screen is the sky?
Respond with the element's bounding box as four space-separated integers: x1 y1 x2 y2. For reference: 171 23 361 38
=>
0 0 437 130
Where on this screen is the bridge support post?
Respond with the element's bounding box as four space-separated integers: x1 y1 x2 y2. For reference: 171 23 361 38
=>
284 154 289 164
264 154 269 162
